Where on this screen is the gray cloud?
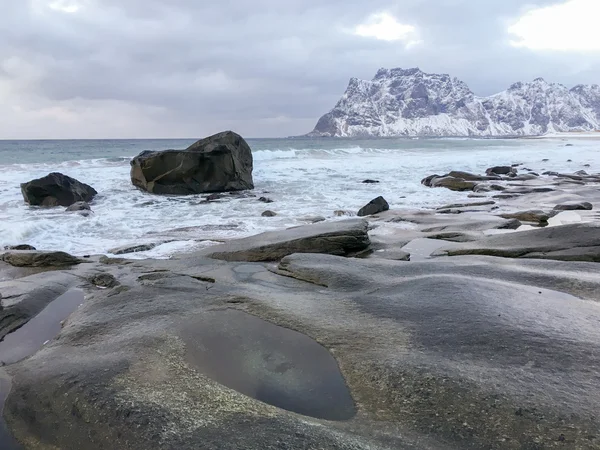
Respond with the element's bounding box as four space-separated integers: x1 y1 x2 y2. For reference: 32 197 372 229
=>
1 0 599 138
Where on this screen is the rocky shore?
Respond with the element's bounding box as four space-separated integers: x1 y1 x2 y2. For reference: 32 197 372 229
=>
1 142 600 449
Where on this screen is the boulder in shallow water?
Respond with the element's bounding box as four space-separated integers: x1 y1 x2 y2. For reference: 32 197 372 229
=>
357 196 389 217
21 172 97 207
261 210 277 217
130 131 254 195
486 166 514 176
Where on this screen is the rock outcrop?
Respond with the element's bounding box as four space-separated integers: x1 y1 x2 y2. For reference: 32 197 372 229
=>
435 223 600 262
20 173 97 207
554 201 593 211
130 131 254 195
5 253 600 449
308 67 600 137
197 219 370 262
1 251 82 268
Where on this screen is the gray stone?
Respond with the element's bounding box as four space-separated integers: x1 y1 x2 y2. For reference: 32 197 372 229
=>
430 177 477 191
4 248 600 449
473 183 506 193
88 273 120 288
553 201 593 211
1 251 82 268
261 210 277 217
299 216 326 224
130 131 254 195
65 201 91 212
486 166 513 176
436 223 600 262
21 173 97 207
0 271 80 340
198 219 370 262
108 243 158 255
357 196 389 216
500 210 549 224
436 201 495 210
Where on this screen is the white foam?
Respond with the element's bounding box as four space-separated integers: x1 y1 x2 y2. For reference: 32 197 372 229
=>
1 138 598 257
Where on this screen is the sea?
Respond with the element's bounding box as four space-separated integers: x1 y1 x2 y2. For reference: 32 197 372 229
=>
0 137 598 258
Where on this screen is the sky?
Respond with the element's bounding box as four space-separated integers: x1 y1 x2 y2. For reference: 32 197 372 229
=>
1 0 600 139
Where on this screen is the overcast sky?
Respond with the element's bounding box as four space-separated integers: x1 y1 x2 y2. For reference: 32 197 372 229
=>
1 0 599 139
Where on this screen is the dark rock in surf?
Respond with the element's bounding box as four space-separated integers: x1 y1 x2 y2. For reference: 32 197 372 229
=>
421 174 441 187
21 173 97 207
357 196 390 217
259 197 274 203
261 210 277 217
486 166 514 176
362 179 380 184
130 131 254 195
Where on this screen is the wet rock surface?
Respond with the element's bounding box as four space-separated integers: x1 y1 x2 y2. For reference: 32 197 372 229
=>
3 250 599 449
179 309 355 421
436 223 600 262
1 164 600 450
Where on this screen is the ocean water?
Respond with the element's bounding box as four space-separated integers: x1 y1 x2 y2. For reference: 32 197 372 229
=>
0 137 598 258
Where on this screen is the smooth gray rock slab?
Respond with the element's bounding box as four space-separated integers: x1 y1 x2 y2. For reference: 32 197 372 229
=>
198 219 370 262
554 201 593 211
435 223 600 262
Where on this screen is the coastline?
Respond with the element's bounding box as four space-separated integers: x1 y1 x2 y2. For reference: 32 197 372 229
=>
1 157 600 449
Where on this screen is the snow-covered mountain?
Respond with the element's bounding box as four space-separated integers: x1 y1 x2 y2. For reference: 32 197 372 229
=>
308 68 600 137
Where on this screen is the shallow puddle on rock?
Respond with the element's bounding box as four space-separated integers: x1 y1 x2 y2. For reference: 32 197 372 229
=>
179 309 356 421
0 289 85 450
402 238 460 261
0 290 85 366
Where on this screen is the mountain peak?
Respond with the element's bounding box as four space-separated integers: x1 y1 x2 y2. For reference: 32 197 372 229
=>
308 68 600 137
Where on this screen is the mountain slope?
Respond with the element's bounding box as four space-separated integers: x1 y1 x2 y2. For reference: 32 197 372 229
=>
308 68 600 137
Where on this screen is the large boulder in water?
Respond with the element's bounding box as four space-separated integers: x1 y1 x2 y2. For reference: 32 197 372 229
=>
130 131 254 195
20 173 97 207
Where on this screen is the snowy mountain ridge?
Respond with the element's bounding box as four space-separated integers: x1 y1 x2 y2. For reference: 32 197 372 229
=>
308 68 600 137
